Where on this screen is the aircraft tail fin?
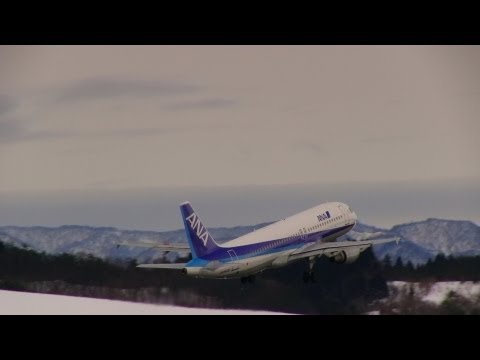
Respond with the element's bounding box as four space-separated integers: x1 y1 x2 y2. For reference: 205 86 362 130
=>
180 202 221 259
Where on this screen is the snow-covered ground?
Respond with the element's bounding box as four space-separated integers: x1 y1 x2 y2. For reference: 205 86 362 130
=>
0 290 288 315
388 281 480 305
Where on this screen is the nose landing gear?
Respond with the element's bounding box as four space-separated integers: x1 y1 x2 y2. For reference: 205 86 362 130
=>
303 256 317 283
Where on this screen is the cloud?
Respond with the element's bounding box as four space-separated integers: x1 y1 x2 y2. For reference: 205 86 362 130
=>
56 78 200 102
0 119 27 143
165 98 236 111
295 142 327 155
94 127 193 138
0 124 207 145
0 95 15 116
360 135 413 145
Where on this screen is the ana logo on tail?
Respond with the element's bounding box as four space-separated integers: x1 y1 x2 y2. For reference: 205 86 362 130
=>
186 213 210 247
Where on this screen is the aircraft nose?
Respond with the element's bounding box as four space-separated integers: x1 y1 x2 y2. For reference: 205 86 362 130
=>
349 209 357 223
352 211 357 221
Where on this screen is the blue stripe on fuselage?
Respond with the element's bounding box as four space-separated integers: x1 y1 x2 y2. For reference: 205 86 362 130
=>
187 223 353 265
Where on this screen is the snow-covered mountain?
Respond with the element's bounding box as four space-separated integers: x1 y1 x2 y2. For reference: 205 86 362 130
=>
370 219 480 265
372 237 436 265
1 218 479 265
391 219 480 256
0 223 273 263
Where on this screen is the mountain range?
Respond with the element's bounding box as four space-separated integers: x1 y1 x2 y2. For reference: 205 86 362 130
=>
1 218 479 265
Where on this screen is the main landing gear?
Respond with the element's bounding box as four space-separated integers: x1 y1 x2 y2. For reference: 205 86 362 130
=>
240 275 255 284
303 256 316 283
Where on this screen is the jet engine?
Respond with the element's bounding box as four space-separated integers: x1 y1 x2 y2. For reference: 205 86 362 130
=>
329 247 361 264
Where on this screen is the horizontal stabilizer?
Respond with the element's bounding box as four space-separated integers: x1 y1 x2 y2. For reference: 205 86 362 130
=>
137 263 187 269
117 241 190 252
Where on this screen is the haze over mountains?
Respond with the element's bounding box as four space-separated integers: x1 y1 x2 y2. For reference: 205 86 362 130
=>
1 218 480 265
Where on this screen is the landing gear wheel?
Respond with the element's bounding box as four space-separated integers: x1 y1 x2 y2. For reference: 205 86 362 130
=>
303 256 317 283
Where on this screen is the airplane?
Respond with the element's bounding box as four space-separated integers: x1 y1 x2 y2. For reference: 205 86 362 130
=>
120 201 400 284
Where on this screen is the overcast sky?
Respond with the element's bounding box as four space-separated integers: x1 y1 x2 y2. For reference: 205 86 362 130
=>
0 46 479 230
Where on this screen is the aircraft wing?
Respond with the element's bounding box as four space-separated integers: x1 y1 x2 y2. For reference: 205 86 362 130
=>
137 263 187 269
288 237 400 261
345 230 386 241
117 241 190 252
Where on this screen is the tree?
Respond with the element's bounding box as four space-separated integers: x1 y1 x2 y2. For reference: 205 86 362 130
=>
383 254 392 269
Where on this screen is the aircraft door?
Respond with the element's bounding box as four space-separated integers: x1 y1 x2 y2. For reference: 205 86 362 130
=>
227 249 238 263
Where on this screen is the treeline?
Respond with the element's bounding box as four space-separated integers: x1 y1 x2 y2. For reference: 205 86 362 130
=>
0 241 387 314
3 240 480 314
381 254 480 282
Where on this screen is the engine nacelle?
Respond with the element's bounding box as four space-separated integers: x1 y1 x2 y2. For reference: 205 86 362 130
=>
181 267 202 276
330 248 361 264
271 255 290 268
